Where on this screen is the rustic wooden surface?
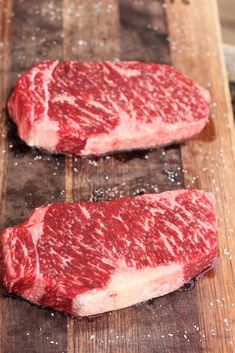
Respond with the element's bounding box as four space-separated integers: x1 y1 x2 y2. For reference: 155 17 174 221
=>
63 1 201 353
223 44 235 82
1 1 67 353
166 1 235 352
218 0 235 46
0 0 233 352
223 44 235 115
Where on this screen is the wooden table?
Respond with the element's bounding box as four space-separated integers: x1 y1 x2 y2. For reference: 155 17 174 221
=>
0 1 234 352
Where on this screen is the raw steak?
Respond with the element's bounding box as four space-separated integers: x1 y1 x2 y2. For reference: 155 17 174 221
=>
1 190 218 317
8 61 210 155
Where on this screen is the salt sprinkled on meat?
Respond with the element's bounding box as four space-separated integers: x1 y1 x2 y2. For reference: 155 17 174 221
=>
8 61 210 156
1 190 218 317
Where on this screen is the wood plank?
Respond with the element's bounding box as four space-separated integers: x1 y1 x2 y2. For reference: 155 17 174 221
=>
218 0 235 45
1 1 229 352
0 1 13 351
223 44 235 82
120 3 201 352
1 1 67 352
63 2 121 352
120 0 170 64
63 1 202 352
166 1 235 352
63 0 120 61
0 0 12 233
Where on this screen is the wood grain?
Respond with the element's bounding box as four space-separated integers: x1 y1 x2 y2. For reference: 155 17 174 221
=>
223 44 235 82
218 0 235 46
62 1 202 353
0 2 13 351
120 0 170 63
0 0 230 352
166 1 235 352
63 2 122 352
63 0 120 61
1 1 67 353
0 0 12 229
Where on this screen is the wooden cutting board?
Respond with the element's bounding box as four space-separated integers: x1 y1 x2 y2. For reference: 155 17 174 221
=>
0 1 234 352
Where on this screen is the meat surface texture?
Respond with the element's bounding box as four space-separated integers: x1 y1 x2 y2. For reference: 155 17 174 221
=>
8 60 210 155
1 190 218 317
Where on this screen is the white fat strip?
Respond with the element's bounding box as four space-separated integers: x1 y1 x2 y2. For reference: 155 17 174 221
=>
42 62 59 118
79 205 91 220
143 218 151 231
22 208 47 301
68 104 107 126
27 62 60 151
29 225 44 299
82 116 207 155
113 215 124 222
72 263 184 316
164 220 184 241
95 228 104 236
29 223 44 244
28 62 58 117
88 99 114 115
105 62 141 77
25 205 49 227
52 94 77 105
119 91 130 104
130 236 146 253
158 231 175 257
148 206 164 216
3 234 24 281
167 234 177 249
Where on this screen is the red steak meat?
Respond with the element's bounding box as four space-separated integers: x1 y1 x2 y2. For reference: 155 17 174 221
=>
1 190 218 316
8 61 210 155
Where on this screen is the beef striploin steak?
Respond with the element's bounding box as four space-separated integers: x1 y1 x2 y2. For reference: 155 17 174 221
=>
1 190 218 317
8 61 210 155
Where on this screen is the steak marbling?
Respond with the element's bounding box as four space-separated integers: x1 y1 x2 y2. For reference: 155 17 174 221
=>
1 190 218 316
8 61 210 155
